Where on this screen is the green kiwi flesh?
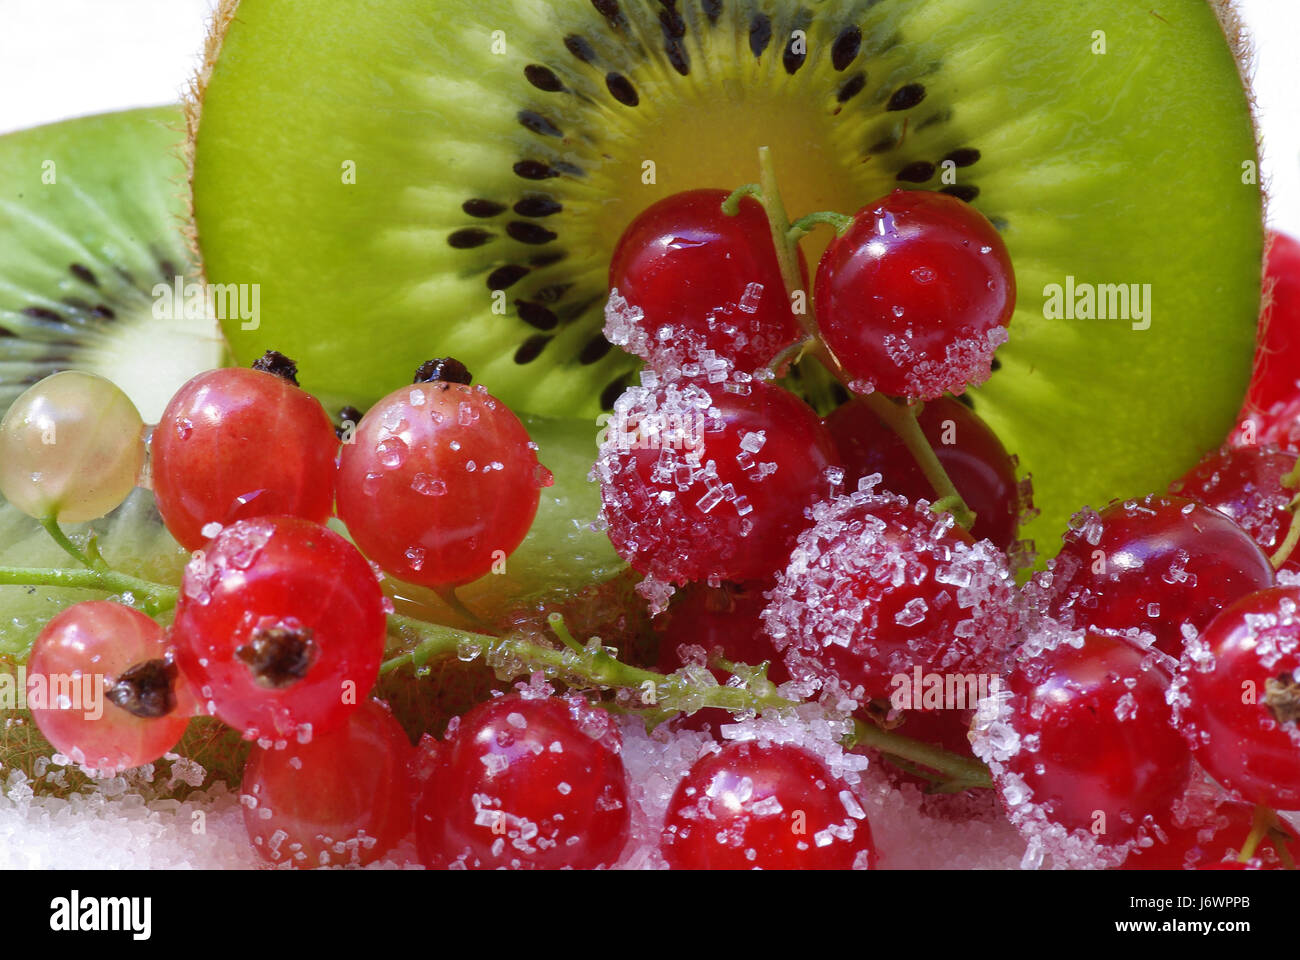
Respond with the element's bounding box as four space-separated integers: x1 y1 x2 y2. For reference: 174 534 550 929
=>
191 0 1263 552
0 108 225 423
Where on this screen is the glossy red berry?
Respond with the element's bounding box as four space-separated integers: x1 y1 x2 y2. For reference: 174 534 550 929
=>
825 395 1024 550
1043 496 1275 660
26 601 192 771
1174 585 1300 809
152 364 338 551
597 378 840 593
1244 232 1300 416
1172 444 1299 573
171 516 387 742
763 488 1017 703
337 375 550 587
607 190 807 373
978 630 1192 849
415 695 630 869
241 698 414 867
661 740 875 869
1121 800 1284 870
814 190 1014 399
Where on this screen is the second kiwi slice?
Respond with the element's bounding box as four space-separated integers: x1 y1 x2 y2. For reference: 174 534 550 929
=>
190 0 1262 550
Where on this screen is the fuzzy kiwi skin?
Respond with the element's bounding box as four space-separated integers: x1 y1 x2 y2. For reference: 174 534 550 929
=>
190 0 1262 558
0 108 225 423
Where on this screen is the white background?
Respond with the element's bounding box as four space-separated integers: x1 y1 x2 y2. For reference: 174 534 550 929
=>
0 0 1295 234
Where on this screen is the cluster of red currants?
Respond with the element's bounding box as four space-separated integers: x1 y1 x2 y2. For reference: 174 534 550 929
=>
16 352 560 865
968 230 1300 869
594 185 1022 866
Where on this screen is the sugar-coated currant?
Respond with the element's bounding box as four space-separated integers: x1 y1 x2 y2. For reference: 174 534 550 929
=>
598 377 840 591
241 698 414 867
26 601 191 771
414 695 630 869
660 740 875 869
1043 496 1275 659
1174 585 1300 809
978 630 1192 848
607 189 807 373
152 359 338 551
825 395 1024 550
1120 800 1285 870
0 371 144 523
814 190 1014 399
171 516 387 742
336 366 551 587
1172 444 1300 573
763 488 1018 703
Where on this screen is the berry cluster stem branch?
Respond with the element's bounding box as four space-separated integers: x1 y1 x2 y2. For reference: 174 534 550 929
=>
0 565 179 616
849 719 993 791
382 612 796 716
1271 497 1300 570
857 394 977 530
39 518 101 571
788 211 854 241
1238 803 1276 863
744 147 977 532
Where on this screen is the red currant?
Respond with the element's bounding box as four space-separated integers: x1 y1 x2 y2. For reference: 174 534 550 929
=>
241 698 414 867
607 190 806 373
26 601 191 771
764 489 1017 703
152 358 338 551
1042 496 1275 660
1121 799 1284 870
171 516 387 742
1172 444 1300 573
1174 585 1300 809
814 190 1014 399
978 630 1191 849
1244 232 1300 416
661 740 875 869
825 395 1025 550
597 378 840 592
336 365 550 587
414 695 630 869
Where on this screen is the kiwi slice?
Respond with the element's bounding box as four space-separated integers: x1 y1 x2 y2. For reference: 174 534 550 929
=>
0 107 225 422
190 0 1261 553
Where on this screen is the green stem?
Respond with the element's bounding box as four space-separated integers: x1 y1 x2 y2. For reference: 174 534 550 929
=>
0 565 178 616
849 719 993 791
1271 495 1300 570
859 393 977 530
1283 453 1300 491
788 210 854 241
382 611 796 716
755 146 808 311
721 183 762 216
39 518 100 570
432 584 491 631
1238 804 1274 863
